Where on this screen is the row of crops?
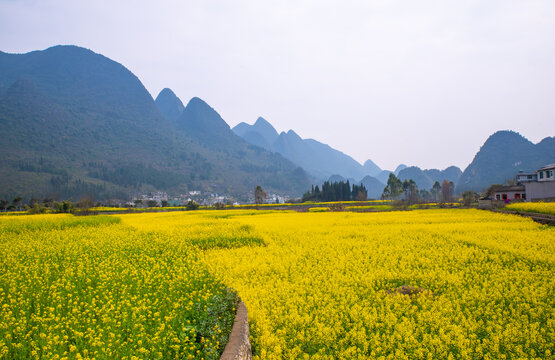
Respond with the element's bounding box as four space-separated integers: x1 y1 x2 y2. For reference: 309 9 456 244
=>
1 208 554 359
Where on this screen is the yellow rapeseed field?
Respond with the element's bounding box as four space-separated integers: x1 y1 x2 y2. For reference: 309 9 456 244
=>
198 209 554 360
0 213 258 360
506 202 555 216
1 209 554 359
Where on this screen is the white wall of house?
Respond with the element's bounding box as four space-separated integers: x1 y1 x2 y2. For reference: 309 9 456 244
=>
493 190 525 201
537 167 555 182
524 181 555 201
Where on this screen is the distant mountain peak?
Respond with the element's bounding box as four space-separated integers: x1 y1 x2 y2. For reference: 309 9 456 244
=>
457 129 553 193
286 129 301 139
255 116 271 126
177 97 232 146
0 45 312 200
155 88 184 122
158 87 178 98
394 164 407 175
398 166 462 190
252 117 279 144
43 44 96 55
363 159 382 177
184 97 223 118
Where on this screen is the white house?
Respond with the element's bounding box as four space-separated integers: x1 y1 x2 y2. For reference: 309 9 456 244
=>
518 164 555 202
516 171 538 183
537 164 555 182
493 185 526 201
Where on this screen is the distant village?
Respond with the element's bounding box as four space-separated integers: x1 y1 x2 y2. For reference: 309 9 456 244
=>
107 190 289 208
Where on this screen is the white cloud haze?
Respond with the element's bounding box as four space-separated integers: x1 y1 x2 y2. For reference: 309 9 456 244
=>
1 0 554 170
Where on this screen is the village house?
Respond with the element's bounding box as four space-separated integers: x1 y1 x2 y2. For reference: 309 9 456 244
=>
493 185 526 201
494 163 555 202
523 163 555 201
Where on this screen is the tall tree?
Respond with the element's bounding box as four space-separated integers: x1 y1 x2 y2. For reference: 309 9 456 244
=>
441 180 453 203
382 173 403 200
11 196 22 211
254 185 267 205
432 181 441 202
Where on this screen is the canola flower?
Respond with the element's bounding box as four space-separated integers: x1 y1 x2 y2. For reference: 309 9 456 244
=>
506 202 555 216
2 209 554 359
0 213 257 359
308 208 330 212
344 205 394 211
233 200 391 208
198 209 555 359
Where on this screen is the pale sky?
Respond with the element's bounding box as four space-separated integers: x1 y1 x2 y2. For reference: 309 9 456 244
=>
1 0 554 171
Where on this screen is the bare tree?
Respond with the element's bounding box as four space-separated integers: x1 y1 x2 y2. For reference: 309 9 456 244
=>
254 185 267 206
441 180 454 203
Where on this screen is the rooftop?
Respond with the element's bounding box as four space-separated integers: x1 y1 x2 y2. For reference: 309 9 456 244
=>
538 163 555 170
494 185 525 192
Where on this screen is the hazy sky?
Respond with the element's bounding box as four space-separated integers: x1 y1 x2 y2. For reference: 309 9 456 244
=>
1 0 554 171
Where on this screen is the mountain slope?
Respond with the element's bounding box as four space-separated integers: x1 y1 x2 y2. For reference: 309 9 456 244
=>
177 97 234 146
233 118 381 180
155 88 184 122
233 117 279 147
360 175 386 199
457 130 555 193
398 166 462 190
363 159 382 177
0 46 311 200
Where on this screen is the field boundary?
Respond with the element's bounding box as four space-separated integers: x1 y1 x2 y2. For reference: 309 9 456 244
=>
492 209 555 225
220 301 252 360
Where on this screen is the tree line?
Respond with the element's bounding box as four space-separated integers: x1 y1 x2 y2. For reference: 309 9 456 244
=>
302 181 368 202
381 173 456 203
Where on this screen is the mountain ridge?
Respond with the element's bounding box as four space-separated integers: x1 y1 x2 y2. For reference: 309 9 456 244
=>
232 118 382 181
0 45 311 200
457 130 555 193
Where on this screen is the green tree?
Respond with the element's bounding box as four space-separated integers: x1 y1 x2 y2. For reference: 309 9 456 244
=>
432 181 441 202
462 191 479 206
25 203 47 214
382 174 403 200
11 196 22 211
481 184 503 199
402 179 419 204
186 200 199 210
53 200 74 213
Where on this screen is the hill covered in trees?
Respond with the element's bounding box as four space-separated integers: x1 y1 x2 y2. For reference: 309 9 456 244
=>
457 131 555 193
0 45 311 201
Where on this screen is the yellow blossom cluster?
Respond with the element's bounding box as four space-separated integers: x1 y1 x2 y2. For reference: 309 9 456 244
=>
344 205 394 211
506 202 555 216
0 213 241 360
197 209 554 359
2 208 554 359
308 208 330 212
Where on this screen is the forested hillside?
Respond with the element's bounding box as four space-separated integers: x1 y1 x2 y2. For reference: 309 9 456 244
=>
0 46 311 201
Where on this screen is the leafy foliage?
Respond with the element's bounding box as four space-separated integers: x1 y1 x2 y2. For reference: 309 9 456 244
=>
303 181 367 202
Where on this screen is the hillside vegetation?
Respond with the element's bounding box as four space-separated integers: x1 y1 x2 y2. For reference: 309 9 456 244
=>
0 46 310 201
